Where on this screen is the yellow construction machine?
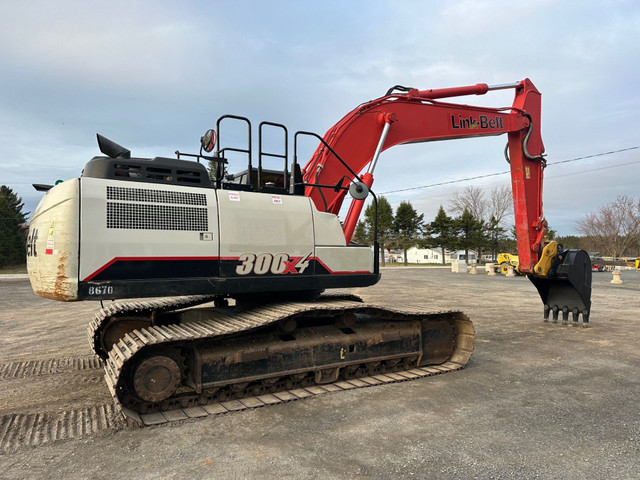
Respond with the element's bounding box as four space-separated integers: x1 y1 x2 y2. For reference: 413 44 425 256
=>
496 253 520 275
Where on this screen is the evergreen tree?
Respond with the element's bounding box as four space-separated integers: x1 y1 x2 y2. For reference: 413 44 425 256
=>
454 208 484 263
364 197 394 266
352 220 369 245
0 186 29 268
393 201 424 265
486 216 507 261
426 206 455 264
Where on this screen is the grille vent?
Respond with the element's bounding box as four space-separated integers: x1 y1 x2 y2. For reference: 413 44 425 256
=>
107 186 206 206
106 186 208 231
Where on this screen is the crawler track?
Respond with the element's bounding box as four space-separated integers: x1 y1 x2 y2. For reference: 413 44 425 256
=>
89 295 216 359
94 294 475 425
120 360 468 426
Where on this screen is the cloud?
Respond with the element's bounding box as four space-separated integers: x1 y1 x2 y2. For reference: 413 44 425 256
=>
0 1 639 236
0 2 201 87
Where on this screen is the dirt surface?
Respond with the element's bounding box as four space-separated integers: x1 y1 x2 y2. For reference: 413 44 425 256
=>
1 269 639 479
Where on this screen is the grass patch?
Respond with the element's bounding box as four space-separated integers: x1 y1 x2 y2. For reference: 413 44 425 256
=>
0 265 27 274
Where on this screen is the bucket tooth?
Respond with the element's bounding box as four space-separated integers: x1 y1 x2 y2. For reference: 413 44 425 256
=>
571 308 579 326
543 304 550 322
552 305 559 323
581 309 590 327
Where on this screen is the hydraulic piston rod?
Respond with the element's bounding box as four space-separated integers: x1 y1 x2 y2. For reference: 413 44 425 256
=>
343 113 395 243
409 81 522 100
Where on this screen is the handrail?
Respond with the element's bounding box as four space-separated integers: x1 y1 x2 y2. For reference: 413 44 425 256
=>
216 115 252 189
258 121 288 190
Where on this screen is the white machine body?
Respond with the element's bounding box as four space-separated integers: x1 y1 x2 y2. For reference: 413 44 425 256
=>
27 177 375 301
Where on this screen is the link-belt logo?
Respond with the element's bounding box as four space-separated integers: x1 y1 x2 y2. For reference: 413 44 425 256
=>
26 228 38 257
236 253 312 275
451 114 504 130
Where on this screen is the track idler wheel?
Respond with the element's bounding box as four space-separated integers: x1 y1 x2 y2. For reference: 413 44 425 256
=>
131 354 182 403
98 316 152 359
529 249 592 326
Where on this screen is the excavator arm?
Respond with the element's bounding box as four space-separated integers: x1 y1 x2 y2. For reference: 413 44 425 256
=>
302 79 591 324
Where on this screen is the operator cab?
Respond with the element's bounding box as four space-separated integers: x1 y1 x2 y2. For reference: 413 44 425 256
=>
82 116 304 195
227 167 286 193
208 115 303 195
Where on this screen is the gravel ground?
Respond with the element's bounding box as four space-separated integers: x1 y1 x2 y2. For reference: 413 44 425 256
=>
0 268 638 479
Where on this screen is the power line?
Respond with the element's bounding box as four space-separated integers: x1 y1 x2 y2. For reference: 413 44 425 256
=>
382 171 509 194
380 146 640 194
550 146 639 165
547 159 640 180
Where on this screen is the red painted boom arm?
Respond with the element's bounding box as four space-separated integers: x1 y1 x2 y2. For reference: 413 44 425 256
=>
302 79 545 273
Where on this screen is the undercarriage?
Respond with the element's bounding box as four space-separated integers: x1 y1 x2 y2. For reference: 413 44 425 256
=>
89 294 475 424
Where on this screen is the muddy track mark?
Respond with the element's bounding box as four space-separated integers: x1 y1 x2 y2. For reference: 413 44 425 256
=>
0 404 123 454
0 356 103 379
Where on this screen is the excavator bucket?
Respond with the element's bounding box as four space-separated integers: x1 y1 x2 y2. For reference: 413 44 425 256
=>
528 249 592 325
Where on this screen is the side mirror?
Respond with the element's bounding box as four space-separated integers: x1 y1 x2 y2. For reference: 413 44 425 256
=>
200 129 216 153
349 181 369 200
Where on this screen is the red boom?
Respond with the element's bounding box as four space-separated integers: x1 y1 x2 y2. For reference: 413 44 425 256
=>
302 79 545 273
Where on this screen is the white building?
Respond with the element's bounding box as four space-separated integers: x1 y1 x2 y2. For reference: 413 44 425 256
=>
405 247 444 263
404 247 478 264
377 246 478 264
448 250 478 264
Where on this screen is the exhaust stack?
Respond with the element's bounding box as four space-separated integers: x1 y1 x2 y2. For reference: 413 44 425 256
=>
96 134 131 159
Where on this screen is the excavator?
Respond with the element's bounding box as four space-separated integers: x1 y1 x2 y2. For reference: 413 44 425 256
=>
26 78 592 422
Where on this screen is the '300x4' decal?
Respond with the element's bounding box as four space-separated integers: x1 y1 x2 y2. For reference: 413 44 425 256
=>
236 253 312 275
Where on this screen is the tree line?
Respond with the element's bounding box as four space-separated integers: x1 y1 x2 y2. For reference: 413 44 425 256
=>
353 187 640 265
353 186 517 265
352 195 512 266
0 186 29 268
576 195 640 258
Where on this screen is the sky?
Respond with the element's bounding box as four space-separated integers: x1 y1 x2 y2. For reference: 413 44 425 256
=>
1 0 638 235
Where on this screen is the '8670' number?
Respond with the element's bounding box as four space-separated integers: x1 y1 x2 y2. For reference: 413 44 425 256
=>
88 286 114 295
